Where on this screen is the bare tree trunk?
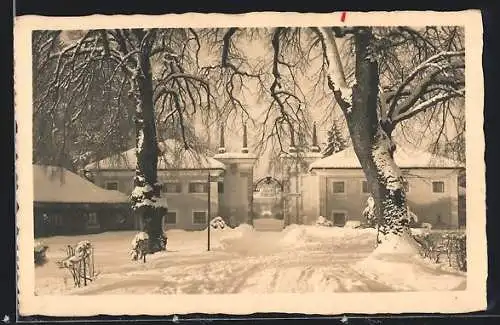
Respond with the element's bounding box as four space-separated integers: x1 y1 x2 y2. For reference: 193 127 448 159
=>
346 28 410 238
129 36 167 253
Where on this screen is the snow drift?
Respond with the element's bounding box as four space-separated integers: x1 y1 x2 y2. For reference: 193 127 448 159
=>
280 224 377 248
355 232 466 291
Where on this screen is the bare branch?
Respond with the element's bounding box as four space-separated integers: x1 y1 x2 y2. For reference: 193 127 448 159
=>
392 88 465 124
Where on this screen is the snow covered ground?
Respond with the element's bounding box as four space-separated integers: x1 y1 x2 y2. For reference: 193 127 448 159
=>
35 225 466 295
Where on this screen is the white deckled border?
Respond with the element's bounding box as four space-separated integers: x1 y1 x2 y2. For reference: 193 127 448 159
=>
14 10 486 316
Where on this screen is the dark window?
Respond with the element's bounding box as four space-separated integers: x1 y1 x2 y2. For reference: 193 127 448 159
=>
164 212 177 225
432 181 445 193
193 211 207 224
51 215 63 226
87 212 99 226
218 182 224 193
188 182 209 193
162 182 182 193
362 181 369 193
333 181 345 193
332 213 346 226
105 181 118 190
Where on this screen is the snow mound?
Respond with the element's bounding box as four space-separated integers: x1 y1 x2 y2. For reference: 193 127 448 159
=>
218 224 254 248
281 227 309 247
234 223 254 233
344 220 361 229
355 233 466 291
370 232 420 258
280 224 378 248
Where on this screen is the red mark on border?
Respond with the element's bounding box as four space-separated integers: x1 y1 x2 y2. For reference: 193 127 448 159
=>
340 11 347 22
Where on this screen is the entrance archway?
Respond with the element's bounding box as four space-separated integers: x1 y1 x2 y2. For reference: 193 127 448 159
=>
252 176 285 231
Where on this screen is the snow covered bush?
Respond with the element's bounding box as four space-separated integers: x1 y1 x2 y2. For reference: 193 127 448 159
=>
75 240 92 258
421 222 433 230
56 240 95 287
130 232 149 263
362 196 376 227
34 241 48 266
413 231 467 271
406 207 419 226
315 216 333 227
210 216 227 229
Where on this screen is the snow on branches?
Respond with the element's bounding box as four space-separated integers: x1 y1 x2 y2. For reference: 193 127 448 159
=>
312 27 354 113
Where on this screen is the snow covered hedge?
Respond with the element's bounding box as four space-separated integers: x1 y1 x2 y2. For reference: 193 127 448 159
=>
413 231 467 271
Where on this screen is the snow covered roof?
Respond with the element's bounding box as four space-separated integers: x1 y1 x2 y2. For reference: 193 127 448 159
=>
85 139 226 171
309 146 464 170
34 165 129 204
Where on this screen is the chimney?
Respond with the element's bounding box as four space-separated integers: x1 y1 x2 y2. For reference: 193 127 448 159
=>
289 127 297 153
242 123 249 153
218 125 226 154
311 122 320 153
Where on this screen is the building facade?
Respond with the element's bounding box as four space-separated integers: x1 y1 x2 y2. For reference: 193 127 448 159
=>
85 128 257 231
83 123 465 231
306 146 465 229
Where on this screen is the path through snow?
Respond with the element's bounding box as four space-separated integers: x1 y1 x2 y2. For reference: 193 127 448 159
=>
35 226 465 295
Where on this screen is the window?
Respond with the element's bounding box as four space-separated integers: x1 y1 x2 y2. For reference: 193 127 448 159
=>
164 211 177 225
332 181 345 193
188 182 209 193
51 214 63 226
193 211 207 225
432 181 445 193
332 212 346 226
218 182 224 193
87 212 99 227
162 182 182 193
362 181 369 193
105 181 118 191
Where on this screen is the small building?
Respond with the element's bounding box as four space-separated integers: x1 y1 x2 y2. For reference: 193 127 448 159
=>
33 164 131 237
306 146 465 228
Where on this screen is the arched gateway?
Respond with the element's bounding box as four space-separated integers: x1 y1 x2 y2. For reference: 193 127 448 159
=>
252 176 286 231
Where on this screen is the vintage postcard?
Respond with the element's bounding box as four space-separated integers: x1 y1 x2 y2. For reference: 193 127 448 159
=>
15 11 486 316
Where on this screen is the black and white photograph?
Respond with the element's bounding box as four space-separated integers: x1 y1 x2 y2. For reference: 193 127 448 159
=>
14 11 486 316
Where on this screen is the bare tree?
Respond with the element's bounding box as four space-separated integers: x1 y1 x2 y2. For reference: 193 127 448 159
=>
34 28 213 252
32 31 135 172
212 26 464 240
34 25 464 248
312 26 464 237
